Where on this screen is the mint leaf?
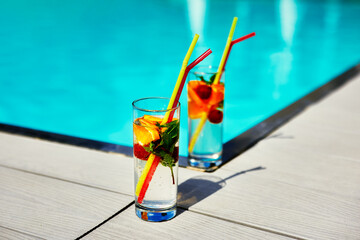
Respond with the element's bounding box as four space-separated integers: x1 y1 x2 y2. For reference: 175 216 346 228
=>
145 120 179 184
209 73 216 84
161 153 174 167
218 100 224 109
160 153 175 184
198 73 217 85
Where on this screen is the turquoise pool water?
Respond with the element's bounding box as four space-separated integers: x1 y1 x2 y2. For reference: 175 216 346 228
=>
0 0 359 156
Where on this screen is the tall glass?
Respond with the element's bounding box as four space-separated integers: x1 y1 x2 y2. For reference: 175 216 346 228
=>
187 66 225 169
132 97 180 221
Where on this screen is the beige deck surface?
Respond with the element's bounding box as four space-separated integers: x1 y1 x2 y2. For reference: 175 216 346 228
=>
0 73 359 239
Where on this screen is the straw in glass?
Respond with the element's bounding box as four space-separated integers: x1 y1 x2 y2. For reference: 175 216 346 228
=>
188 17 238 153
188 23 256 154
136 36 213 204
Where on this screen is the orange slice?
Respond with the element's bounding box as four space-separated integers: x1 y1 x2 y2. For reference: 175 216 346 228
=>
188 81 208 105
138 118 154 127
143 115 178 133
209 83 224 105
133 119 160 145
187 80 210 118
188 100 206 119
142 115 167 132
143 115 163 124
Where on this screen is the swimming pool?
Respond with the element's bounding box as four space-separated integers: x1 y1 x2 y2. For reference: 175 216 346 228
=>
0 0 359 157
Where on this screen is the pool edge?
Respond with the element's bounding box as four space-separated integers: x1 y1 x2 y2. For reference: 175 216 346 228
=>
0 63 359 172
220 63 360 170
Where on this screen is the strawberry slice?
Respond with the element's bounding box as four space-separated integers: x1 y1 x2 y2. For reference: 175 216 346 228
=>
133 143 150 160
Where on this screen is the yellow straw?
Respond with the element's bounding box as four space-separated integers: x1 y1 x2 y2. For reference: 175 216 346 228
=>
188 18 237 153
188 111 207 152
136 34 199 197
213 17 238 85
163 34 199 123
135 154 156 196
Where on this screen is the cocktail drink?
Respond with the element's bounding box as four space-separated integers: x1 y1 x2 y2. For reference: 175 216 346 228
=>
132 97 180 221
130 32 213 221
187 66 225 169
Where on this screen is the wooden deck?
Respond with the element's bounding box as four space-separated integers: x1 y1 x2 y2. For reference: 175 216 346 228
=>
0 73 359 239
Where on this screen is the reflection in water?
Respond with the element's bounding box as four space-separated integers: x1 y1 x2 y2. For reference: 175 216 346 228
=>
271 0 298 99
325 0 340 32
280 0 297 46
235 1 250 34
320 0 340 73
186 0 206 44
1 0 359 157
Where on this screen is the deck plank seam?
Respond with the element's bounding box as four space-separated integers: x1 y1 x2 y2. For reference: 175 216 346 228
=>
0 225 46 240
0 161 349 239
0 163 132 197
75 201 134 239
218 167 360 201
179 207 309 240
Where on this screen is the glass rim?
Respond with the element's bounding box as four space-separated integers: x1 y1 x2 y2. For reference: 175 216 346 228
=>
132 97 180 113
191 65 220 75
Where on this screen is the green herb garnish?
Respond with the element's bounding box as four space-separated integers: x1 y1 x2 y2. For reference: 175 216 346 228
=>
218 100 224 109
144 120 179 184
199 73 217 85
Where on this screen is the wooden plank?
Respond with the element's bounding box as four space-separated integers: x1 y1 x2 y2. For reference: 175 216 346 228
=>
83 205 292 240
290 106 360 135
260 110 360 159
220 76 360 200
187 76 360 239
181 168 360 240
310 73 360 113
0 64 357 240
0 226 42 240
0 132 134 195
224 143 360 200
0 132 199 197
0 166 133 240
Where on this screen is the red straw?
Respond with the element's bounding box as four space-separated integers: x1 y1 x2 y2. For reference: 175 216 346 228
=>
220 32 255 79
168 48 212 122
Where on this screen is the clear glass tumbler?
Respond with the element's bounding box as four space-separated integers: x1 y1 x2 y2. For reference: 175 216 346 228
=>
132 97 180 221
187 66 225 169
